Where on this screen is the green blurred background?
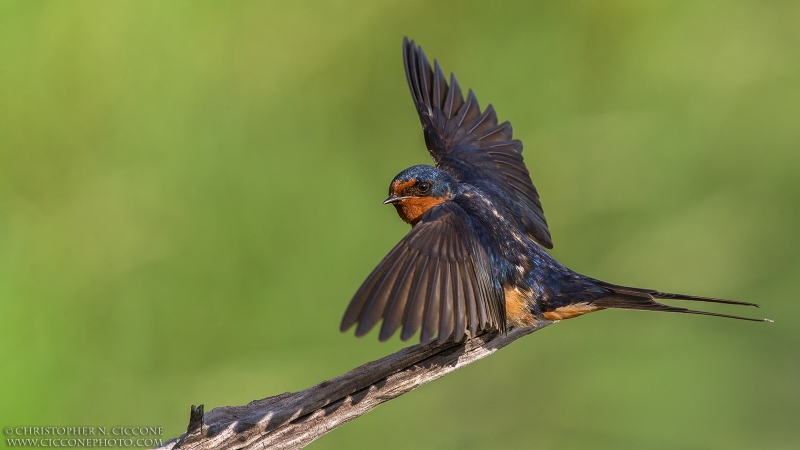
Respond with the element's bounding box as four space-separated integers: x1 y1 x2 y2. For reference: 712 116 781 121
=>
1 1 799 448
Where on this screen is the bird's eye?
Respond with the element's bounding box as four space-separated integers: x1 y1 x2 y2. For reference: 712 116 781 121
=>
417 181 431 193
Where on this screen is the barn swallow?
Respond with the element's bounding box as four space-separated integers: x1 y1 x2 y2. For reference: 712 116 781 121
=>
341 37 769 344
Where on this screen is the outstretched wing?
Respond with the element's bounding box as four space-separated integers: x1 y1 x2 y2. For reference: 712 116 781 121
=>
403 37 553 248
341 202 504 343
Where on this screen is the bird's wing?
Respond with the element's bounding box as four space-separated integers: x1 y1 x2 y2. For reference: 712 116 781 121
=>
403 37 553 248
341 201 504 343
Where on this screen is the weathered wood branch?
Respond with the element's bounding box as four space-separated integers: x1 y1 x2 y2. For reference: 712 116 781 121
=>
158 322 552 450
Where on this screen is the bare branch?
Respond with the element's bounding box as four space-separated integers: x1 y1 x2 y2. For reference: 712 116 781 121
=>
158 322 552 450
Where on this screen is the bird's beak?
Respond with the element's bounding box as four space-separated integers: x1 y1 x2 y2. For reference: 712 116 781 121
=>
383 195 407 205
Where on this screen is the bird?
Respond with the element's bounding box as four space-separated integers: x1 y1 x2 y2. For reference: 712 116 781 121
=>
340 37 769 345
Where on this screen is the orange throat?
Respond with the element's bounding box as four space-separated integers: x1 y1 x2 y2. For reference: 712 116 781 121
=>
394 196 449 225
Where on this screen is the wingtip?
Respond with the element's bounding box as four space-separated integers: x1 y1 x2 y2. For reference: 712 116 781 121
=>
399 328 414 342
355 320 375 337
403 36 418 53
378 323 397 341
764 318 774 323
339 317 353 333
436 331 454 344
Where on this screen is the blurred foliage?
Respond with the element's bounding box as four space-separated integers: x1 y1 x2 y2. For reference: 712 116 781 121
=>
1 1 799 449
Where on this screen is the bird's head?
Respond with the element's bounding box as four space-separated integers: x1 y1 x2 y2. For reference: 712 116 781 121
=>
384 165 457 225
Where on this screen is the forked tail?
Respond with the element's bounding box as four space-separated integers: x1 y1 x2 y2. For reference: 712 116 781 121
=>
590 281 772 322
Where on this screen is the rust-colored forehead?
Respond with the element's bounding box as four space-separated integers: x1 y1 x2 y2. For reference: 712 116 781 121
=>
390 178 416 195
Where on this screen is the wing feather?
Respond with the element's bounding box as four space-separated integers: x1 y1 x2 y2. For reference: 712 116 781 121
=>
379 250 420 341
421 259 442 343
342 202 503 343
461 260 480 335
452 262 467 342
402 37 553 248
438 261 455 343
400 258 430 340
355 248 409 336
